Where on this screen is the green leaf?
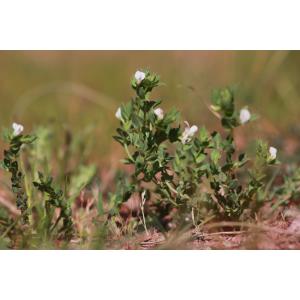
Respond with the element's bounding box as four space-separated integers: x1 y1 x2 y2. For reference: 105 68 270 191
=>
154 130 167 145
199 127 209 143
163 108 179 125
142 100 157 112
211 149 221 164
168 127 180 143
196 153 206 164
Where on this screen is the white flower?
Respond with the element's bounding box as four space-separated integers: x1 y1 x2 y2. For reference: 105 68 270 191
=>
269 146 277 160
189 125 198 135
12 122 24 136
239 108 251 124
181 121 198 144
134 70 146 84
115 107 122 120
154 108 164 120
218 186 225 197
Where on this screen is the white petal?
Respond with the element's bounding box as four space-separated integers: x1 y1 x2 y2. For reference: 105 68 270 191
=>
189 125 198 135
181 121 197 144
134 70 146 84
12 122 24 136
183 121 190 128
219 186 225 196
180 132 190 144
181 136 189 144
115 107 122 120
269 146 277 160
239 108 251 124
154 108 164 120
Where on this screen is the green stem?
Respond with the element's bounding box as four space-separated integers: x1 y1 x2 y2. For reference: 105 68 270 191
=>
165 181 178 195
19 153 32 226
124 144 134 161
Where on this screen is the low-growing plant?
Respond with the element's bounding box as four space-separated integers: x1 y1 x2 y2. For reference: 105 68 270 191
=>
1 123 36 224
271 166 300 210
114 70 279 227
33 172 73 240
1 124 78 244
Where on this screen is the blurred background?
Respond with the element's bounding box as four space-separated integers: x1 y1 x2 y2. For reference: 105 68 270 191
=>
1 51 300 166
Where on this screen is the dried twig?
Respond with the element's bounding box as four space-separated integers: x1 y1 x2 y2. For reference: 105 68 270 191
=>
194 221 300 239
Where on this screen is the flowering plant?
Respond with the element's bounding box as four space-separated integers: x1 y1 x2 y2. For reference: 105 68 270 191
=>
1 123 36 223
1 124 74 238
115 70 279 225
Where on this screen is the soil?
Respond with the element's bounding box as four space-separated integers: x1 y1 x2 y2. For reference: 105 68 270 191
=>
124 206 300 250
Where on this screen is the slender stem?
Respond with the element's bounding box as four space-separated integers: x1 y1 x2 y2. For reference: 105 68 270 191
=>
19 153 32 226
50 216 62 233
140 205 148 236
140 191 149 236
191 207 196 227
0 206 31 239
124 144 134 161
0 218 19 239
165 181 178 195
194 230 248 239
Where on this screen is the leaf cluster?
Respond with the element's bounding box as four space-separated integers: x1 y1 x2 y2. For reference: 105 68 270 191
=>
1 133 36 223
33 172 73 240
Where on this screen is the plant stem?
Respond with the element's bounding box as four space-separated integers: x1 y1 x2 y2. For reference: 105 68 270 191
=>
124 144 134 161
19 152 33 226
141 205 148 236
